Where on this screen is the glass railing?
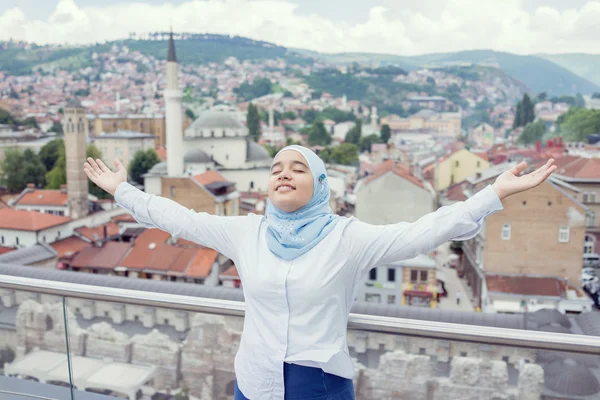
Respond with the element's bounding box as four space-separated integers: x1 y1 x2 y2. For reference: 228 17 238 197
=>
1 262 599 400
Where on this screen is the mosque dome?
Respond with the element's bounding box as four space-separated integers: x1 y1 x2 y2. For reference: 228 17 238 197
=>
183 148 212 164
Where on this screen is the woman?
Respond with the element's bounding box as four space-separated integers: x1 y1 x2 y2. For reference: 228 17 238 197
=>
84 145 556 400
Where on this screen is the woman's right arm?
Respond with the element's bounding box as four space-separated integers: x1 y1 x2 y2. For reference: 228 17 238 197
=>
114 182 252 261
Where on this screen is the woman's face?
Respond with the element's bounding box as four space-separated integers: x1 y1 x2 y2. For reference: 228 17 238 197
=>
268 150 314 213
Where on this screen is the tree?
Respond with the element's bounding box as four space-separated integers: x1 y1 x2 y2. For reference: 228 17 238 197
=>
537 92 547 102
344 120 362 145
322 143 359 165
302 109 318 124
592 92 600 99
39 138 64 171
380 124 391 144
359 134 380 153
521 94 535 126
575 93 586 108
513 94 535 129
281 111 296 120
45 145 66 190
307 122 332 146
22 149 46 188
129 148 161 185
518 120 546 145
557 107 600 142
185 108 196 120
0 108 16 125
246 103 261 142
0 148 26 192
49 121 64 135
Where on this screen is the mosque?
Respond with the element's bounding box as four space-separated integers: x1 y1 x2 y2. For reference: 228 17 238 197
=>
143 33 272 195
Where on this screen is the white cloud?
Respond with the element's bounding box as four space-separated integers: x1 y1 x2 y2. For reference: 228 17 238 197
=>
0 0 599 55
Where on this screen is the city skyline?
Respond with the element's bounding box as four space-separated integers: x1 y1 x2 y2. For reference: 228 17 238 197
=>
0 0 599 56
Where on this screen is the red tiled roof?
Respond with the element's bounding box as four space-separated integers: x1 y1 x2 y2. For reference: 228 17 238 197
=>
50 236 92 258
0 209 72 231
552 156 600 180
75 222 120 241
70 242 132 269
485 274 565 297
0 246 16 255
193 170 227 186
446 182 468 201
111 214 137 223
221 265 239 278
15 189 68 206
364 160 426 189
185 247 218 278
472 152 489 161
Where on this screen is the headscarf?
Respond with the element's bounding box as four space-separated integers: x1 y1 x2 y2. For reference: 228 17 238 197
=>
265 145 340 260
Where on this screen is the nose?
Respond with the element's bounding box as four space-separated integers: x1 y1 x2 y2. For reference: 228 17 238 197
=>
278 168 291 180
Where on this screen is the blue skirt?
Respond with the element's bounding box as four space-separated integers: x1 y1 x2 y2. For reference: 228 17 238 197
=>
234 362 355 399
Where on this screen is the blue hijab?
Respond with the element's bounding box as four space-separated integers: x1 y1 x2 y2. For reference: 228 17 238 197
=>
265 145 340 260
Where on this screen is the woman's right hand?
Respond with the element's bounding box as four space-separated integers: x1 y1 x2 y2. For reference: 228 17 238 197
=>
83 157 128 197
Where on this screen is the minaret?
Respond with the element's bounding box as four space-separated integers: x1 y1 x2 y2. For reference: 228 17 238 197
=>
165 31 184 177
371 105 378 131
268 106 274 135
62 99 89 219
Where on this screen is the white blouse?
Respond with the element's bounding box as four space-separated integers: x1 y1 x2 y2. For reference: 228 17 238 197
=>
114 182 503 400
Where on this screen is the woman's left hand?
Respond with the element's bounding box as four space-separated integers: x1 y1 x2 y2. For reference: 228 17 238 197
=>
492 159 557 201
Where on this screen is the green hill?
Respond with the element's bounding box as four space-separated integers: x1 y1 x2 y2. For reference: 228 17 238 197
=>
295 49 600 96
537 53 600 88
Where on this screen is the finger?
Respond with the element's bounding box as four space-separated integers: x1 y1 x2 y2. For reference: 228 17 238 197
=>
531 159 555 177
95 158 110 173
83 165 99 180
87 157 102 174
114 158 123 171
510 162 527 176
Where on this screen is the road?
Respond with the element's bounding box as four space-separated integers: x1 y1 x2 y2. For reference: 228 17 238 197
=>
434 243 475 312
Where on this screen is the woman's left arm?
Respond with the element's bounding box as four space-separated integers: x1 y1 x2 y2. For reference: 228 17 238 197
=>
345 159 557 276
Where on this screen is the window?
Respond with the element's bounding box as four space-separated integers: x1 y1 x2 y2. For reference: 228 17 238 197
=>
170 186 176 197
43 236 46 242
502 224 511 240
410 270 418 283
419 348 426 355
104 311 109 317
16 237 19 245
476 161 481 167
365 294 381 303
455 160 459 167
369 268 377 281
502 356 509 362
164 319 169 325
583 192 589 203
250 181 254 190
134 315 140 321
559 226 570 243
420 270 428 282
1 236 3 244
388 268 396 282
460 352 467 357
585 235 595 254
387 295 396 304
591 192 597 203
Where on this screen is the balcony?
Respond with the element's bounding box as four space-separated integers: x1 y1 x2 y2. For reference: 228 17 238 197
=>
1 262 599 400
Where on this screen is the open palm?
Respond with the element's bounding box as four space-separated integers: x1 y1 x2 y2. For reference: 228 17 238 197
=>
83 157 128 196
492 159 557 200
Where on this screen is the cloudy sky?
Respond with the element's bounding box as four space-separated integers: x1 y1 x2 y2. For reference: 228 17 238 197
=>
1 0 599 55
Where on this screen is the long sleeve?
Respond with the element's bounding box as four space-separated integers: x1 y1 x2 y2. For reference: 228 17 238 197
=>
113 182 254 261
344 184 503 277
